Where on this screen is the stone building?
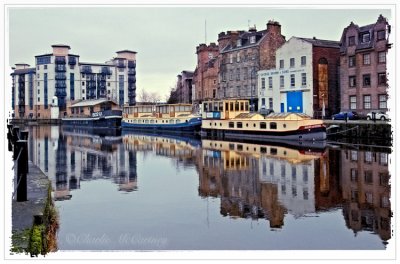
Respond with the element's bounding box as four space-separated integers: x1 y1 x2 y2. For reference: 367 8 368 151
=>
258 37 340 117
339 15 391 115
175 70 194 104
218 21 286 110
193 43 219 105
11 44 137 119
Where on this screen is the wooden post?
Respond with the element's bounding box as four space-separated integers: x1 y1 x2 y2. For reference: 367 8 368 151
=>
16 139 28 202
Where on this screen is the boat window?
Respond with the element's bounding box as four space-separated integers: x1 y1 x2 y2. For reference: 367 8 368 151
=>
270 122 277 129
237 122 243 128
229 143 235 150
283 124 286 128
229 122 235 128
260 122 267 129
260 147 267 153
213 103 218 111
230 102 234 111
176 119 180 123
237 144 243 151
219 102 223 111
240 102 244 111
270 148 277 155
235 102 239 111
245 102 249 111
225 102 229 111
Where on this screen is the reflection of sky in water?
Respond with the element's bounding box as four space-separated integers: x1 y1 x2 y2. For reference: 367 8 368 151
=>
28 127 390 250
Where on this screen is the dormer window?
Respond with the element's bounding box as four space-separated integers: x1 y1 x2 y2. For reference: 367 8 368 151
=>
348 36 355 46
237 39 241 47
361 32 370 43
249 36 256 44
377 30 386 40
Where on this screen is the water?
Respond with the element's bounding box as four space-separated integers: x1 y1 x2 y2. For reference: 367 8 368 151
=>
26 125 391 250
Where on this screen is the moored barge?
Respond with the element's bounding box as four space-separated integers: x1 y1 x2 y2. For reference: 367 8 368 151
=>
201 99 326 142
122 104 202 133
62 99 122 128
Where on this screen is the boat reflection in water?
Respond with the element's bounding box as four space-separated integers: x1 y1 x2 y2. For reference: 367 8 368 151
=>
27 125 391 250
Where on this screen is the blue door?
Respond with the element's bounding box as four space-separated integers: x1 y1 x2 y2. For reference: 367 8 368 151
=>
280 103 285 112
287 91 303 113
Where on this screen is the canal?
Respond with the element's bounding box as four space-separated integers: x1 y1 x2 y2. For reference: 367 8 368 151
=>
26 125 391 250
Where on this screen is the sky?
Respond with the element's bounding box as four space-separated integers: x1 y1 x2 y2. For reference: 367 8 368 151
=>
7 6 393 100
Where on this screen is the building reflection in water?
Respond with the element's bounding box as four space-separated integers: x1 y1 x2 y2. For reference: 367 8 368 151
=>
197 139 391 243
27 126 391 244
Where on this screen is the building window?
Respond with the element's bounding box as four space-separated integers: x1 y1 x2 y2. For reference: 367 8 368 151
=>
279 59 284 69
82 81 85 86
37 65 40 70
361 32 370 43
350 168 358 182
379 153 388 165
301 73 306 86
236 68 240 81
37 82 40 86
82 89 85 94
301 56 306 66
364 151 373 163
261 78 266 89
249 35 256 44
378 51 386 63
378 72 387 86
363 95 371 109
363 53 371 65
237 86 240 96
229 54 233 64
379 94 387 109
349 96 357 110
44 65 47 70
351 150 358 161
37 73 40 78
237 39 241 47
290 58 295 68
349 56 356 67
38 97 40 102
363 74 371 87
349 76 356 88
268 77 273 89
269 98 273 109
236 52 240 62
290 74 295 88
377 30 386 40
280 76 284 88
364 171 373 184
348 36 355 46
229 70 233 81
243 67 248 80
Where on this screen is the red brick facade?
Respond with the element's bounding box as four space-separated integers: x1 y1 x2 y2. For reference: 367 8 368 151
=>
339 15 391 115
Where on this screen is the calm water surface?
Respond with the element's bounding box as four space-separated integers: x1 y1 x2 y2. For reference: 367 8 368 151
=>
27 125 391 250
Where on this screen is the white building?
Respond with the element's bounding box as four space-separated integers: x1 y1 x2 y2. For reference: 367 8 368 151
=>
11 44 137 119
257 37 340 117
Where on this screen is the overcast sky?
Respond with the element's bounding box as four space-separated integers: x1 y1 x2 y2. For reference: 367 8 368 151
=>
7 6 392 100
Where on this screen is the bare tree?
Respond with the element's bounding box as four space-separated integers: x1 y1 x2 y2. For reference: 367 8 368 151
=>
149 92 161 104
138 89 150 103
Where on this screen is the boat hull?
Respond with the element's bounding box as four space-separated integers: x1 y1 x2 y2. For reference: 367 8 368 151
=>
62 117 122 128
201 125 326 142
122 118 202 133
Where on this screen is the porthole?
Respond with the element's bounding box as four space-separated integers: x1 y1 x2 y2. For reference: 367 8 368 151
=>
283 124 287 128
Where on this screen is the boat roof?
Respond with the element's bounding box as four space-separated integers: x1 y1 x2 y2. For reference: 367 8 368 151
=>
234 113 260 119
266 112 311 120
70 98 118 107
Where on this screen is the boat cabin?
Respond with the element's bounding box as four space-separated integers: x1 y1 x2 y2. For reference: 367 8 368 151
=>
124 104 193 119
202 99 250 120
66 99 120 117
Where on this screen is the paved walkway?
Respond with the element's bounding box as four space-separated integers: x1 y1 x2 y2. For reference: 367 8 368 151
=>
12 161 50 232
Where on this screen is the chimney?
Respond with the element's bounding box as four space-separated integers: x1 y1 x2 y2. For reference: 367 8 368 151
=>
249 25 257 33
267 20 281 35
229 31 240 47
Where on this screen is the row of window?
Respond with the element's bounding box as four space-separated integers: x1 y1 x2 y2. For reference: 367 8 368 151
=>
350 168 389 186
348 72 387 88
261 73 307 89
347 30 386 46
126 119 187 124
348 51 386 67
221 121 281 129
349 94 387 110
223 67 257 81
227 49 258 64
347 150 388 164
279 56 307 69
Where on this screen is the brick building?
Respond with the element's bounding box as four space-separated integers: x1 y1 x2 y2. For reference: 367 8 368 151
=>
218 21 286 110
175 70 194 104
193 43 219 105
339 15 391 115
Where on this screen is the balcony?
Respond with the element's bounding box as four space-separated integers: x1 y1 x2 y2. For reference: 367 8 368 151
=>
128 76 136 83
68 56 77 65
117 61 125 68
81 66 92 74
128 69 136 75
55 74 66 80
55 82 67 88
128 61 136 68
55 65 66 72
55 90 67 97
55 57 66 64
101 67 112 75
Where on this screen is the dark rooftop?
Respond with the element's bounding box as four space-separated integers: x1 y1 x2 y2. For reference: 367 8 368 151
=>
11 67 36 75
51 44 71 49
116 50 137 54
298 37 340 49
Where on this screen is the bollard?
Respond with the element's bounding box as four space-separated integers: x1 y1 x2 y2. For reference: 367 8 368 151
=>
11 126 20 143
16 140 28 202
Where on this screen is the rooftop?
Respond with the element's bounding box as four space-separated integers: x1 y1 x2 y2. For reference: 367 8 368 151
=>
70 98 117 107
51 44 71 49
116 50 137 54
298 37 340 49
